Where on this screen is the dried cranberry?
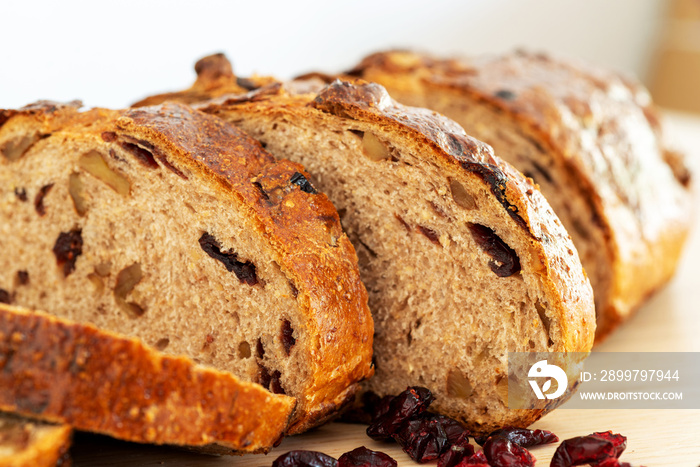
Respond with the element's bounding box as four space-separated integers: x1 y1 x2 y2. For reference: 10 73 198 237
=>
550 435 617 467
372 395 396 421
52 229 83 276
428 414 470 444
272 450 338 467
467 223 521 277
290 172 318 194
475 426 558 448
590 431 627 458
366 387 434 441
392 416 450 463
281 319 296 355
337 447 397 467
483 436 535 467
462 451 490 466
437 433 475 467
198 232 258 285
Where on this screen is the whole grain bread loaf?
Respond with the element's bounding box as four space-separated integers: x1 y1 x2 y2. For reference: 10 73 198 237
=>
0 100 373 436
0 303 293 453
0 411 71 467
135 57 596 432
341 50 693 340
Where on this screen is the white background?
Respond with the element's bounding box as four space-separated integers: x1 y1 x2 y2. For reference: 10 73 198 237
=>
1 0 667 109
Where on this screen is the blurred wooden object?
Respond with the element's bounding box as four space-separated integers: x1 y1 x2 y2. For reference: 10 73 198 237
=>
651 0 700 113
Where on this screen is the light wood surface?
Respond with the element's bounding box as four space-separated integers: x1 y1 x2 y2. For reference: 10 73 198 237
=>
71 112 700 466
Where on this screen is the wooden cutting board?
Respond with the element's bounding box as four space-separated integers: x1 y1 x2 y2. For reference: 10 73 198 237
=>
70 112 700 466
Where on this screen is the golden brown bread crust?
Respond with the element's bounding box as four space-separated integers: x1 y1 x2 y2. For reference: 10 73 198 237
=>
0 101 374 435
0 413 72 467
345 50 693 340
132 53 277 108
0 303 294 453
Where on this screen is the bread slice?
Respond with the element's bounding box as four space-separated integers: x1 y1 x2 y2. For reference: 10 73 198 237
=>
0 303 293 453
0 100 373 436
0 411 71 467
341 50 693 340
134 58 596 432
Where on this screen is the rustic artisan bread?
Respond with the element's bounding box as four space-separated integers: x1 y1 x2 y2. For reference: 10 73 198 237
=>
0 100 373 436
135 58 596 432
0 303 293 453
0 412 71 467
341 50 693 340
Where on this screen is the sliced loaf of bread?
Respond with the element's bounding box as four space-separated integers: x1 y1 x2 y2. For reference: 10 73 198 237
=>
0 100 373 436
0 411 71 467
342 50 693 340
0 303 293 453
135 59 596 432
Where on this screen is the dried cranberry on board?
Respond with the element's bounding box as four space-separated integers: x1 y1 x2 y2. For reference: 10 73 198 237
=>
475 426 558 448
272 450 338 467
483 436 536 467
462 451 490 466
590 431 627 458
437 432 475 467
366 387 434 441
428 414 470 445
337 446 397 467
392 416 451 462
550 432 625 467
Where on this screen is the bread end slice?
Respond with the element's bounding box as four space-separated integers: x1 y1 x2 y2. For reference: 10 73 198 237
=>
0 303 295 453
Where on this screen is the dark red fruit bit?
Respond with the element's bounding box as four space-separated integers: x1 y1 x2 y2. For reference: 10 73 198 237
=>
467 223 521 277
272 450 338 467
417 225 441 246
270 369 286 395
14 187 27 202
198 232 258 285
34 183 54 216
119 141 158 169
483 436 535 467
463 451 490 466
495 89 517 100
52 229 83 276
0 289 11 304
367 387 434 441
257 362 271 389
475 426 558 448
256 337 265 358
429 414 470 445
281 319 296 355
101 131 117 142
393 416 450 463
590 431 627 458
338 447 397 467
550 435 617 467
16 270 29 286
290 172 318 194
437 433 474 467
